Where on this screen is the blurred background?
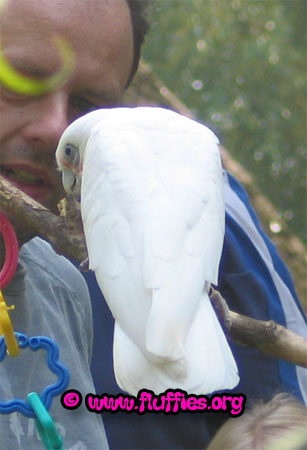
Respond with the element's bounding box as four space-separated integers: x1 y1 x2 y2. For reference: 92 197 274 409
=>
140 0 306 243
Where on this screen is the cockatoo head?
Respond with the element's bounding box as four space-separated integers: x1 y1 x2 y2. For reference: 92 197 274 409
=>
55 110 105 196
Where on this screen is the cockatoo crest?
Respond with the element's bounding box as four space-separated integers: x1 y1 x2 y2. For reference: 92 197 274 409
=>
56 107 239 395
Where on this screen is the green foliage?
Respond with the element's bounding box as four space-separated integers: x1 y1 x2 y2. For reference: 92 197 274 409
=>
143 0 306 241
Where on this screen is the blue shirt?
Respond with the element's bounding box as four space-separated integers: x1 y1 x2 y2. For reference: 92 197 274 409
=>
81 171 306 449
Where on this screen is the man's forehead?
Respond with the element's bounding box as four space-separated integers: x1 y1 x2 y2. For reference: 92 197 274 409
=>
1 0 131 39
0 0 134 92
1 0 127 18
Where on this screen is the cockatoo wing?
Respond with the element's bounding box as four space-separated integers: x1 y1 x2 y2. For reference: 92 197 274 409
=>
79 107 238 395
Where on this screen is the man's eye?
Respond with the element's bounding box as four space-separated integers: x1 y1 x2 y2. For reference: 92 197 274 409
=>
72 96 98 114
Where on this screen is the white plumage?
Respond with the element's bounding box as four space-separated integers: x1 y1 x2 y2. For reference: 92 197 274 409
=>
56 107 239 395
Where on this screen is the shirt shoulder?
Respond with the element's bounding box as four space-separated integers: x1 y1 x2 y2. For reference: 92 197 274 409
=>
19 237 93 358
20 237 89 303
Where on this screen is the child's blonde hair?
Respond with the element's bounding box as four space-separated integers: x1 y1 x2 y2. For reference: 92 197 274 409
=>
207 393 307 450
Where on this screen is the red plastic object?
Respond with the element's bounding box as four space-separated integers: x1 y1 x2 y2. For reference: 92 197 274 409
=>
0 212 19 290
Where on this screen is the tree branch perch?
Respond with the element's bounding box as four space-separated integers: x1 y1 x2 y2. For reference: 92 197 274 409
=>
210 288 307 368
1 175 306 368
0 174 87 261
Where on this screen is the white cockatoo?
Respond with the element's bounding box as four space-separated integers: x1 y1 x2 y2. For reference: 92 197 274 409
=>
55 107 239 396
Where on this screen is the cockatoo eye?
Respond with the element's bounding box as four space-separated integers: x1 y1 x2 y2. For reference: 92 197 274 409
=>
65 146 72 156
64 144 76 158
63 144 79 168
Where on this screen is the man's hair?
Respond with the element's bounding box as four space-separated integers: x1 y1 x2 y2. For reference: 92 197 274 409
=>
126 0 152 88
208 393 307 450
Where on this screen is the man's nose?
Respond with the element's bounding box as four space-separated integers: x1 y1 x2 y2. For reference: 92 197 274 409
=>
22 91 69 148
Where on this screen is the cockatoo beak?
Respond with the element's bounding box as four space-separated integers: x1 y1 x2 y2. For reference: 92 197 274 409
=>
62 168 79 196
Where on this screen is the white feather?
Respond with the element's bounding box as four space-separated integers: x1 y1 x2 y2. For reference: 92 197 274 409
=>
56 107 239 395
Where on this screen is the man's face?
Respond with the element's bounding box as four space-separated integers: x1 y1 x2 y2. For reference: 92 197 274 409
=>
0 0 133 217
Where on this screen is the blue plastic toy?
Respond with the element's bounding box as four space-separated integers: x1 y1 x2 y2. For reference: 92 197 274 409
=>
0 332 70 417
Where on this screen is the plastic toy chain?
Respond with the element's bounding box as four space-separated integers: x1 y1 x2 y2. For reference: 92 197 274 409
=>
0 213 67 449
0 211 19 355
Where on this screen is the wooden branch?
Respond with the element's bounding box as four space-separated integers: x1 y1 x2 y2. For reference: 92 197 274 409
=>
1 166 306 370
210 288 307 368
230 311 307 368
0 175 87 262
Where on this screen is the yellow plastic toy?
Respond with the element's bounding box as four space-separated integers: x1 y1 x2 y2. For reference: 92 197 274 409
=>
0 290 19 356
